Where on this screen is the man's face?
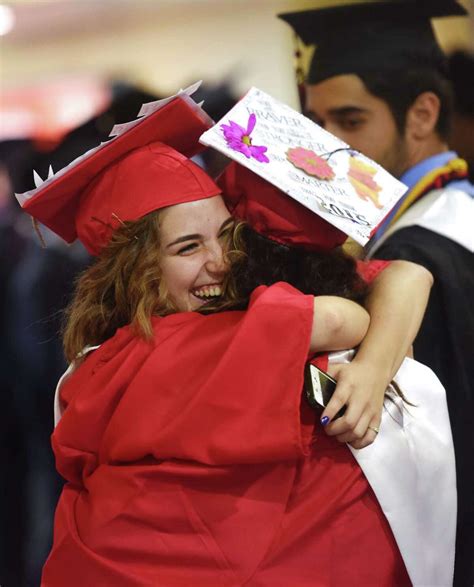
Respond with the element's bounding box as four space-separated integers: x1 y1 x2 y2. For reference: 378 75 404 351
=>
305 74 409 177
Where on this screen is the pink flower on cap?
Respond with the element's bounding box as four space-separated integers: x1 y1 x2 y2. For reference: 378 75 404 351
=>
287 147 335 180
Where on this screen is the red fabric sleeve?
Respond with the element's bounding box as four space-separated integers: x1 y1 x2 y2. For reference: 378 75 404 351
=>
53 283 315 481
356 259 391 284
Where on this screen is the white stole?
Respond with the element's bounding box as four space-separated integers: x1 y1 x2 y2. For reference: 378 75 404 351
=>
368 187 473 256
329 351 457 586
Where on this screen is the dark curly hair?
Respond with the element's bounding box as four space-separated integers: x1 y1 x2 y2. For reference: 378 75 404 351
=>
232 225 368 306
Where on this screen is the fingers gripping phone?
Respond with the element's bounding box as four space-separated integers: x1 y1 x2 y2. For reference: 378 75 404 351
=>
304 363 346 420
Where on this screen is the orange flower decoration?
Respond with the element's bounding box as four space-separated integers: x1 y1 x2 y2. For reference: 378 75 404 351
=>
287 147 335 180
347 156 382 208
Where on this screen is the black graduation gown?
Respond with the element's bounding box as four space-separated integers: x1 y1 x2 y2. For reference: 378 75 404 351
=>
374 225 474 587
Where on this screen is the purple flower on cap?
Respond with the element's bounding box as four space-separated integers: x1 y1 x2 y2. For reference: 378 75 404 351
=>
221 113 269 163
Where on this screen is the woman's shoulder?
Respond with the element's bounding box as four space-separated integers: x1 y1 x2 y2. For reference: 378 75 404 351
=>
77 285 311 371
80 312 202 360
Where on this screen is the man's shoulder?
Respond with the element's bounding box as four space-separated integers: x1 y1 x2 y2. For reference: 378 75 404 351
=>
373 225 473 273
371 181 472 259
376 224 447 247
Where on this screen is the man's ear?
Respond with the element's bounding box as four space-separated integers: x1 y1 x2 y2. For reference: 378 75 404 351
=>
405 92 440 140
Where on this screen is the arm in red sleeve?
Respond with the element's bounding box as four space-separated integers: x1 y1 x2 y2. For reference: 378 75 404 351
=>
98 283 315 467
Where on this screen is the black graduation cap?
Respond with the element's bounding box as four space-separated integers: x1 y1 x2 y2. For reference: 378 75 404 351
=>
279 1 467 84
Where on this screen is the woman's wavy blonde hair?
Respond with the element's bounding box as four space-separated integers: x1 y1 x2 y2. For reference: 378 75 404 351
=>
63 209 246 363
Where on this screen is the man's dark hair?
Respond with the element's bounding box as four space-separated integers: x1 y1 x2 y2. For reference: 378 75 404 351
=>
359 68 453 141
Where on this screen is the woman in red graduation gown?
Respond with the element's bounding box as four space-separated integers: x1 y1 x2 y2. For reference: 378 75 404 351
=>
44 194 407 587
16 95 429 586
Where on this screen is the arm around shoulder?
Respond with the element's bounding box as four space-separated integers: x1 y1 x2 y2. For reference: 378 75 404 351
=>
361 259 433 374
319 260 432 448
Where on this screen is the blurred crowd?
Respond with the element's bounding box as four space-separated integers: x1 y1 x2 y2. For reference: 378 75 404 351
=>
0 80 238 586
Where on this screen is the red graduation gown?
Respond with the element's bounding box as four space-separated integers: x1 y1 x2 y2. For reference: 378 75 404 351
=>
42 283 409 586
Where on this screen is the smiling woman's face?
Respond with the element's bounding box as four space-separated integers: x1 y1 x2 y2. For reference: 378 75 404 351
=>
158 195 234 312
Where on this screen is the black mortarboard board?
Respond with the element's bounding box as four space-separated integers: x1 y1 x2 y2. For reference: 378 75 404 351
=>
448 50 474 115
279 1 467 84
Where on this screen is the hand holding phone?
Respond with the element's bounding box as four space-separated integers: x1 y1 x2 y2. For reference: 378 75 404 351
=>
304 363 346 420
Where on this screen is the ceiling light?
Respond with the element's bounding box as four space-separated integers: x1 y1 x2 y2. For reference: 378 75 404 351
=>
0 4 15 37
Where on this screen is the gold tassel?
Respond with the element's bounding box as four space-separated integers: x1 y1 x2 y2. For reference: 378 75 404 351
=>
111 213 139 241
31 217 47 248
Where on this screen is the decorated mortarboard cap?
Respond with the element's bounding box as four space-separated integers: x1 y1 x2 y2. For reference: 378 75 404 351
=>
201 87 407 248
279 0 467 84
218 161 347 252
16 86 221 255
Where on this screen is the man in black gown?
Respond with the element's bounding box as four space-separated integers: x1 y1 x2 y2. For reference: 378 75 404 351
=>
279 2 473 584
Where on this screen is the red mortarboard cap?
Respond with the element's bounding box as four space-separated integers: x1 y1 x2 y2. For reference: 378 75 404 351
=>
16 93 221 255
219 162 346 251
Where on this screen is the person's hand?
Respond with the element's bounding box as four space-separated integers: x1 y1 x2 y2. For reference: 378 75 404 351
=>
319 360 390 449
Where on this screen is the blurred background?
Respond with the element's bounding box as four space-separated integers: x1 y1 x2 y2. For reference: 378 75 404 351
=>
0 1 472 585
